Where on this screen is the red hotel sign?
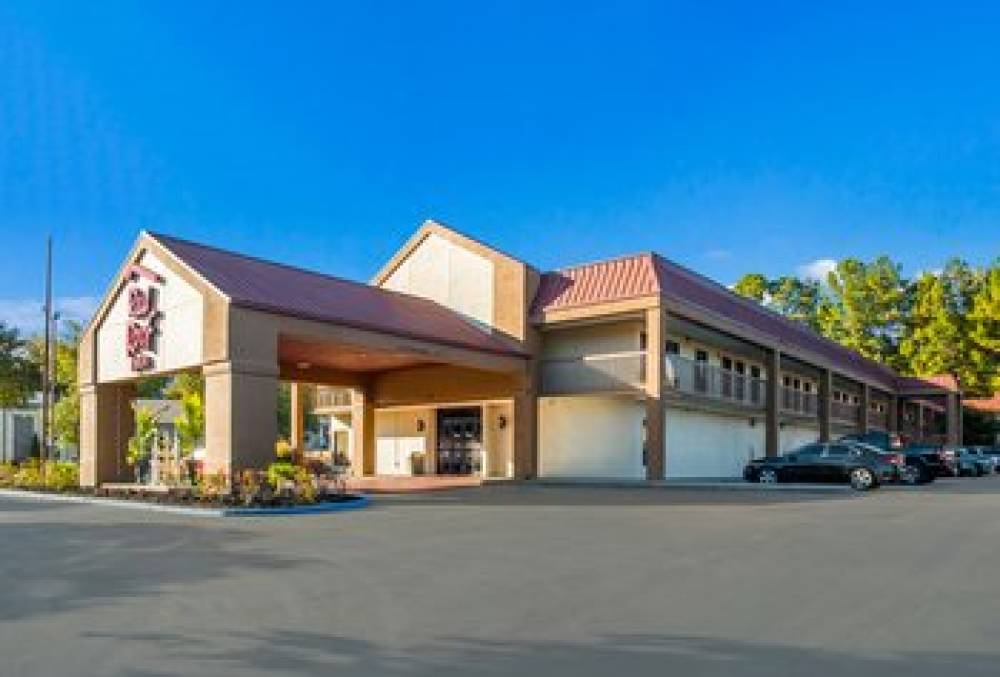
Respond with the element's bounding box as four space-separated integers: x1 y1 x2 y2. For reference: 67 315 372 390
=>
125 263 163 372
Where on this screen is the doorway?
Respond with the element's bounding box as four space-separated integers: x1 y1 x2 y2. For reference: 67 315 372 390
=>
436 407 483 475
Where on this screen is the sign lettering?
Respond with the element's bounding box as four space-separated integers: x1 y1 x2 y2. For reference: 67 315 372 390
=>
124 264 163 372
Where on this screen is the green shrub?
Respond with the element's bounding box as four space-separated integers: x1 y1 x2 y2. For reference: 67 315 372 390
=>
275 439 293 460
44 462 79 492
13 460 44 489
197 470 229 500
293 466 317 503
266 461 297 489
0 463 17 488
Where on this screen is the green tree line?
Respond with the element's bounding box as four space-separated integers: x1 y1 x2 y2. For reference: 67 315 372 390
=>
733 257 999 396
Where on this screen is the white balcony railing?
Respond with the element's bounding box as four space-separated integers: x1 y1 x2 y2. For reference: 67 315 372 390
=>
868 409 889 430
664 354 766 408
831 401 859 423
781 387 819 417
314 387 352 409
540 351 646 395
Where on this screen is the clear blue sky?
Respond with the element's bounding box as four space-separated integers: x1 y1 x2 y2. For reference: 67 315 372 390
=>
2 1 999 331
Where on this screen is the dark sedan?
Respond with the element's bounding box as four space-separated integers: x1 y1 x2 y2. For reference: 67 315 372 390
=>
839 432 947 483
744 442 889 490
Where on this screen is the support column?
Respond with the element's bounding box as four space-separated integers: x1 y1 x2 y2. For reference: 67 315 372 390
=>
946 392 961 445
349 386 375 476
644 306 666 480
859 384 870 434
203 361 278 479
916 404 925 443
512 388 537 479
79 382 136 487
818 369 832 442
765 348 780 457
289 382 306 451
888 397 899 434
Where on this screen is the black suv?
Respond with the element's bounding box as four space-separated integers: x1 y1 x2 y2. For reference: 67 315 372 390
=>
838 431 952 483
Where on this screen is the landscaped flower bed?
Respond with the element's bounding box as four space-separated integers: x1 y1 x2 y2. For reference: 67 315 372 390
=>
0 460 365 512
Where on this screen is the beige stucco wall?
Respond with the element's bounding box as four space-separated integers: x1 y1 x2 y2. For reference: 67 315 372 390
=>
373 365 524 408
541 320 644 359
96 250 205 383
483 401 514 478
382 233 495 329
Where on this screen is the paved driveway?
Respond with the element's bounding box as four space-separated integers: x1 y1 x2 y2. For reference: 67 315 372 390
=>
2 480 999 676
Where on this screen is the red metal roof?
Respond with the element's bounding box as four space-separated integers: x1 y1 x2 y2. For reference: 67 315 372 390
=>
531 252 940 392
964 393 1000 413
897 374 960 392
149 232 527 358
531 253 661 313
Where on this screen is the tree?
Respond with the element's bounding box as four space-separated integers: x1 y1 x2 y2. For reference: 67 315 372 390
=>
0 321 40 406
733 273 769 303
175 391 204 457
126 407 158 466
165 372 204 400
899 272 963 380
733 273 822 330
818 257 907 368
277 382 291 441
966 263 1000 395
768 276 822 330
164 372 205 456
52 321 82 447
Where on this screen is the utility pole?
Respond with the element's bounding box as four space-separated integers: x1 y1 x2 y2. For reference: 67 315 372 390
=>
50 311 60 459
41 236 52 463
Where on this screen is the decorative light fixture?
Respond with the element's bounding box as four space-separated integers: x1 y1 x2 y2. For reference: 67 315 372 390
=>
497 415 507 430
416 419 426 432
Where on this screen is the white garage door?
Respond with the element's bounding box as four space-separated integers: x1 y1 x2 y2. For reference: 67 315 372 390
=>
780 425 820 455
665 409 765 479
538 396 645 479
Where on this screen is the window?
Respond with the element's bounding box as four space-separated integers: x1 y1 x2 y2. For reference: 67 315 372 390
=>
825 445 852 458
797 444 824 458
783 376 791 387
803 382 812 393
750 365 761 379
695 349 708 362
735 361 746 375
852 395 860 405
665 340 680 355
722 356 733 371
793 378 801 390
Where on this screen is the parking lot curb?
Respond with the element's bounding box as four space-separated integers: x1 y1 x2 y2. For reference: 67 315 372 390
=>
525 479 858 493
0 488 371 516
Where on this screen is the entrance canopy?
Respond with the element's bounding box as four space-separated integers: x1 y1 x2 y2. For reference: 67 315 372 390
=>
79 231 533 487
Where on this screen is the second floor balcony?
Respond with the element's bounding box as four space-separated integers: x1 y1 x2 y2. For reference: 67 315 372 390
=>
314 387 352 410
540 350 646 395
832 401 860 424
781 387 818 417
664 354 765 409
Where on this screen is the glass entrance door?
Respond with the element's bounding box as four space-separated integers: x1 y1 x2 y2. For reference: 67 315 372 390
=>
436 407 483 475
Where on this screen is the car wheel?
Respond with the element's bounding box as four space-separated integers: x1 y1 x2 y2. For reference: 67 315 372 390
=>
758 469 779 485
901 466 921 486
849 467 875 491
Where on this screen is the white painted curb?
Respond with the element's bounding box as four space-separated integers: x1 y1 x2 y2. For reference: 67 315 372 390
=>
0 488 370 516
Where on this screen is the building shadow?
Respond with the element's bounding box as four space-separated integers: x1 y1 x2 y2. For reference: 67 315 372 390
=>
89 629 999 677
365 484 856 508
0 520 307 622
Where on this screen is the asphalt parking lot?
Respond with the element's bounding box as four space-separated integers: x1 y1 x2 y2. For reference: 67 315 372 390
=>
2 479 1000 677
